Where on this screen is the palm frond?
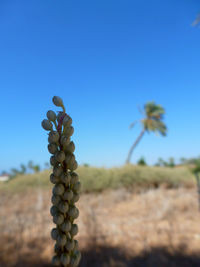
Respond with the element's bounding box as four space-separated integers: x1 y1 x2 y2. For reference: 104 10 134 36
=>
137 105 145 116
152 121 167 136
192 14 200 27
129 120 137 129
141 102 167 136
145 102 165 118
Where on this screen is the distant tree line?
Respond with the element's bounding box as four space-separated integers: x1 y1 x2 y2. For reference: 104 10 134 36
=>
137 156 175 167
9 161 50 178
136 156 200 169
154 157 176 168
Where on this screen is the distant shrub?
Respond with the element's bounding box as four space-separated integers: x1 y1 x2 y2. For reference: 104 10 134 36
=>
137 157 147 166
1 165 194 194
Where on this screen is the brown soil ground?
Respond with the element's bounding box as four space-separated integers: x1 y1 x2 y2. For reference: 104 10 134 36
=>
0 187 200 267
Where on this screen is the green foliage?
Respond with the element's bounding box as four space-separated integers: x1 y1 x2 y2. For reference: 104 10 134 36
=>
28 161 41 173
78 165 193 192
167 157 175 168
10 168 20 178
186 156 200 166
154 157 166 167
192 165 200 174
83 163 90 167
137 157 147 166
33 165 41 173
155 157 175 168
143 101 167 136
20 164 27 174
1 166 194 193
175 156 200 167
180 157 187 164
10 164 27 178
191 158 200 174
28 160 34 170
9 161 41 179
44 162 50 169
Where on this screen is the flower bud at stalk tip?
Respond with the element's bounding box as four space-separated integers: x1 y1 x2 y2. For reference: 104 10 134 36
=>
52 96 63 107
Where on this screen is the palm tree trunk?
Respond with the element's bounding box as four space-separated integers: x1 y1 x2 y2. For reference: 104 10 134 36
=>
126 129 145 164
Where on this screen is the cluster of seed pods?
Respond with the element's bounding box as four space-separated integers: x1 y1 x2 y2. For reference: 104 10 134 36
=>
41 96 81 267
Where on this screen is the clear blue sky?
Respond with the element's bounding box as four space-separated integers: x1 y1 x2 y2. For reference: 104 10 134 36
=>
0 0 200 172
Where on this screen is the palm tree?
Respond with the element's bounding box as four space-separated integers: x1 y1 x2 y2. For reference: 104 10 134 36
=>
126 101 167 164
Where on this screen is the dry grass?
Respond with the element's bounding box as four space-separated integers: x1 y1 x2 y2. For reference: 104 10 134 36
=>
0 186 200 266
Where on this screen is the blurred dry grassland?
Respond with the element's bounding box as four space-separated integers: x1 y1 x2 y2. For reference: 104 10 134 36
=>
0 166 200 267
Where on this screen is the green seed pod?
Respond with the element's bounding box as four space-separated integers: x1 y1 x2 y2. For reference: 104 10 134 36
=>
70 224 78 237
69 208 79 220
51 195 61 205
61 221 71 232
57 234 67 246
65 153 75 166
50 156 58 166
53 166 63 176
48 131 59 143
60 135 70 147
62 115 72 127
61 253 70 266
58 202 69 213
69 258 76 267
73 181 81 193
47 110 57 122
74 240 79 250
52 255 60 266
60 172 71 184
73 251 81 266
69 251 81 267
70 172 79 185
73 250 81 266
53 96 63 107
65 141 75 153
50 205 59 216
53 184 65 195
41 119 53 131
51 228 59 240
73 208 79 219
50 174 60 184
55 151 65 163
53 214 64 225
63 190 73 201
64 126 74 137
71 193 80 203
65 239 75 251
54 243 62 253
70 160 78 171
48 143 58 154
48 136 52 144
68 206 78 218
